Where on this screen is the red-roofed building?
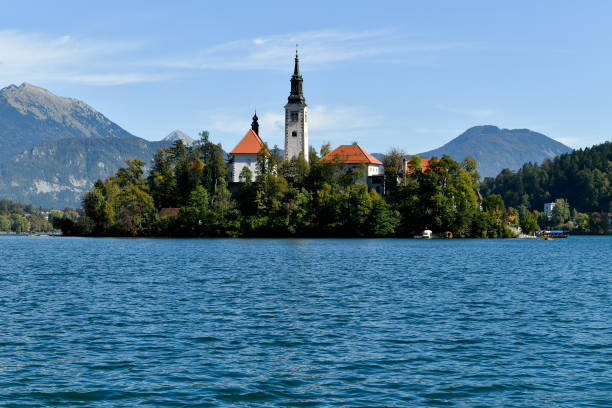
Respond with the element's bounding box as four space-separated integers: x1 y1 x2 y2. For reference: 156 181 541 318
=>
403 157 431 174
159 208 180 218
321 144 385 194
228 114 269 183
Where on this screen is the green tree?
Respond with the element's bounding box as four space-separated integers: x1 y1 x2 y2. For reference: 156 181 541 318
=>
519 209 539 235
551 198 570 226
0 215 11 231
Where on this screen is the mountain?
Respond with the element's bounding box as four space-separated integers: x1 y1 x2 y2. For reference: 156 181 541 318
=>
418 125 572 178
0 83 136 163
0 83 170 208
163 130 196 145
0 137 170 208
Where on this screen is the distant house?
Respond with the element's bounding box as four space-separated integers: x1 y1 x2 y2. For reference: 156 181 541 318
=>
228 115 268 184
403 157 431 175
544 202 556 218
321 144 384 195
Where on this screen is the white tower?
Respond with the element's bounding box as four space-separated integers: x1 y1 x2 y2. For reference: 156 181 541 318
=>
284 50 309 162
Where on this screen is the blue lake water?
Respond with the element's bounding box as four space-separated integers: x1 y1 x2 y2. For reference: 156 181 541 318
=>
0 235 610 407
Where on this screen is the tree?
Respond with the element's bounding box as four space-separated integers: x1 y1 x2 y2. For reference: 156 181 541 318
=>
148 148 178 208
239 167 253 183
551 198 570 226
519 209 539 235
0 215 11 231
369 196 400 236
382 148 406 200
481 194 506 237
11 214 29 233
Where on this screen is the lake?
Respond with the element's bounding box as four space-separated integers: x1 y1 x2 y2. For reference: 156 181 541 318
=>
0 236 610 407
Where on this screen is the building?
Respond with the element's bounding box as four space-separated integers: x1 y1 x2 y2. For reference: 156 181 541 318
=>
403 157 431 174
228 113 268 183
284 50 309 162
321 144 384 195
544 202 556 218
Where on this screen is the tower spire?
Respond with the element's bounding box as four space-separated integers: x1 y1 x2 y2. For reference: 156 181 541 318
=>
288 46 305 104
294 45 300 76
251 109 259 136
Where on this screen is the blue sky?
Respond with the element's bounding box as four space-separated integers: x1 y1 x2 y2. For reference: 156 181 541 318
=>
1 1 610 153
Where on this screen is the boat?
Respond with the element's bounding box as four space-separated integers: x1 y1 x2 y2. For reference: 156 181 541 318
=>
539 230 568 239
421 229 432 239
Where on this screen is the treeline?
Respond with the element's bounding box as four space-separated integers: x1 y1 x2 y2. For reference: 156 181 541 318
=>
481 141 612 213
56 133 536 238
0 199 76 233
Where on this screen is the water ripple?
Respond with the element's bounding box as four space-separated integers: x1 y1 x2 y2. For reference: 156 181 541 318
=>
0 236 610 406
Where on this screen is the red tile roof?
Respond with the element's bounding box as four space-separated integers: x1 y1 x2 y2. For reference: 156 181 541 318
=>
320 144 382 165
230 129 268 154
405 157 431 173
159 208 180 218
188 159 204 170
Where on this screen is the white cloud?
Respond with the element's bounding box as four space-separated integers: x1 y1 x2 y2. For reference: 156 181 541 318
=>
0 29 165 85
0 28 471 86
160 29 470 71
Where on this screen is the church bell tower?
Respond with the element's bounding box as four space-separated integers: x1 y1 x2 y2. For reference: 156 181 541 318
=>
284 49 309 162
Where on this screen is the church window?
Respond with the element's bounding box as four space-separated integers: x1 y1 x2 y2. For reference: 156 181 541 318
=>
292 131 297 137
290 111 298 122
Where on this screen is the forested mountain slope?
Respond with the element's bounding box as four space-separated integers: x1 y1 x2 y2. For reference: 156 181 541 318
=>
481 141 612 212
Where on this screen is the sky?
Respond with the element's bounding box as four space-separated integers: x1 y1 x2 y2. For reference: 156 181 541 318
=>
1 1 610 154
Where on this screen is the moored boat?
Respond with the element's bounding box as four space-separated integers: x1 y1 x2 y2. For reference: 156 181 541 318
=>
539 230 568 239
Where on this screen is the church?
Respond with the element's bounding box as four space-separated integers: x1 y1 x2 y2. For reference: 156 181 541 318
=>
228 51 383 191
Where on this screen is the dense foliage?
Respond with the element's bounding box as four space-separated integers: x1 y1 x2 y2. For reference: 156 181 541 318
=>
56 132 544 238
481 141 612 213
0 199 75 233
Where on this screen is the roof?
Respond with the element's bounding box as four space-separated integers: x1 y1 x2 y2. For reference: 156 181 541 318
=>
188 159 204 170
230 129 268 154
405 157 431 173
320 144 382 165
159 208 180 218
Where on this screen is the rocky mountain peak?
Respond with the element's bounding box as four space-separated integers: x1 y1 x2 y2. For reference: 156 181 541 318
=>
162 130 195 145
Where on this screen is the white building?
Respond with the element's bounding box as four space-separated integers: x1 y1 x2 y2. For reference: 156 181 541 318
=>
321 144 385 195
228 114 267 183
544 202 556 218
284 50 309 163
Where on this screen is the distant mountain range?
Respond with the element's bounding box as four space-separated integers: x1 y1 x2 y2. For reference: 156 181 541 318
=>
0 83 135 164
372 125 572 178
0 83 172 208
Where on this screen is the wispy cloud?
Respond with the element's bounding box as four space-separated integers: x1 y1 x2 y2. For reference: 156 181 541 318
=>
0 25 473 90
160 29 470 71
0 29 167 85
0 28 471 86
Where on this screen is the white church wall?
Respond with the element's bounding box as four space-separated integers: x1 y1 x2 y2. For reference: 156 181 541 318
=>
230 153 259 183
